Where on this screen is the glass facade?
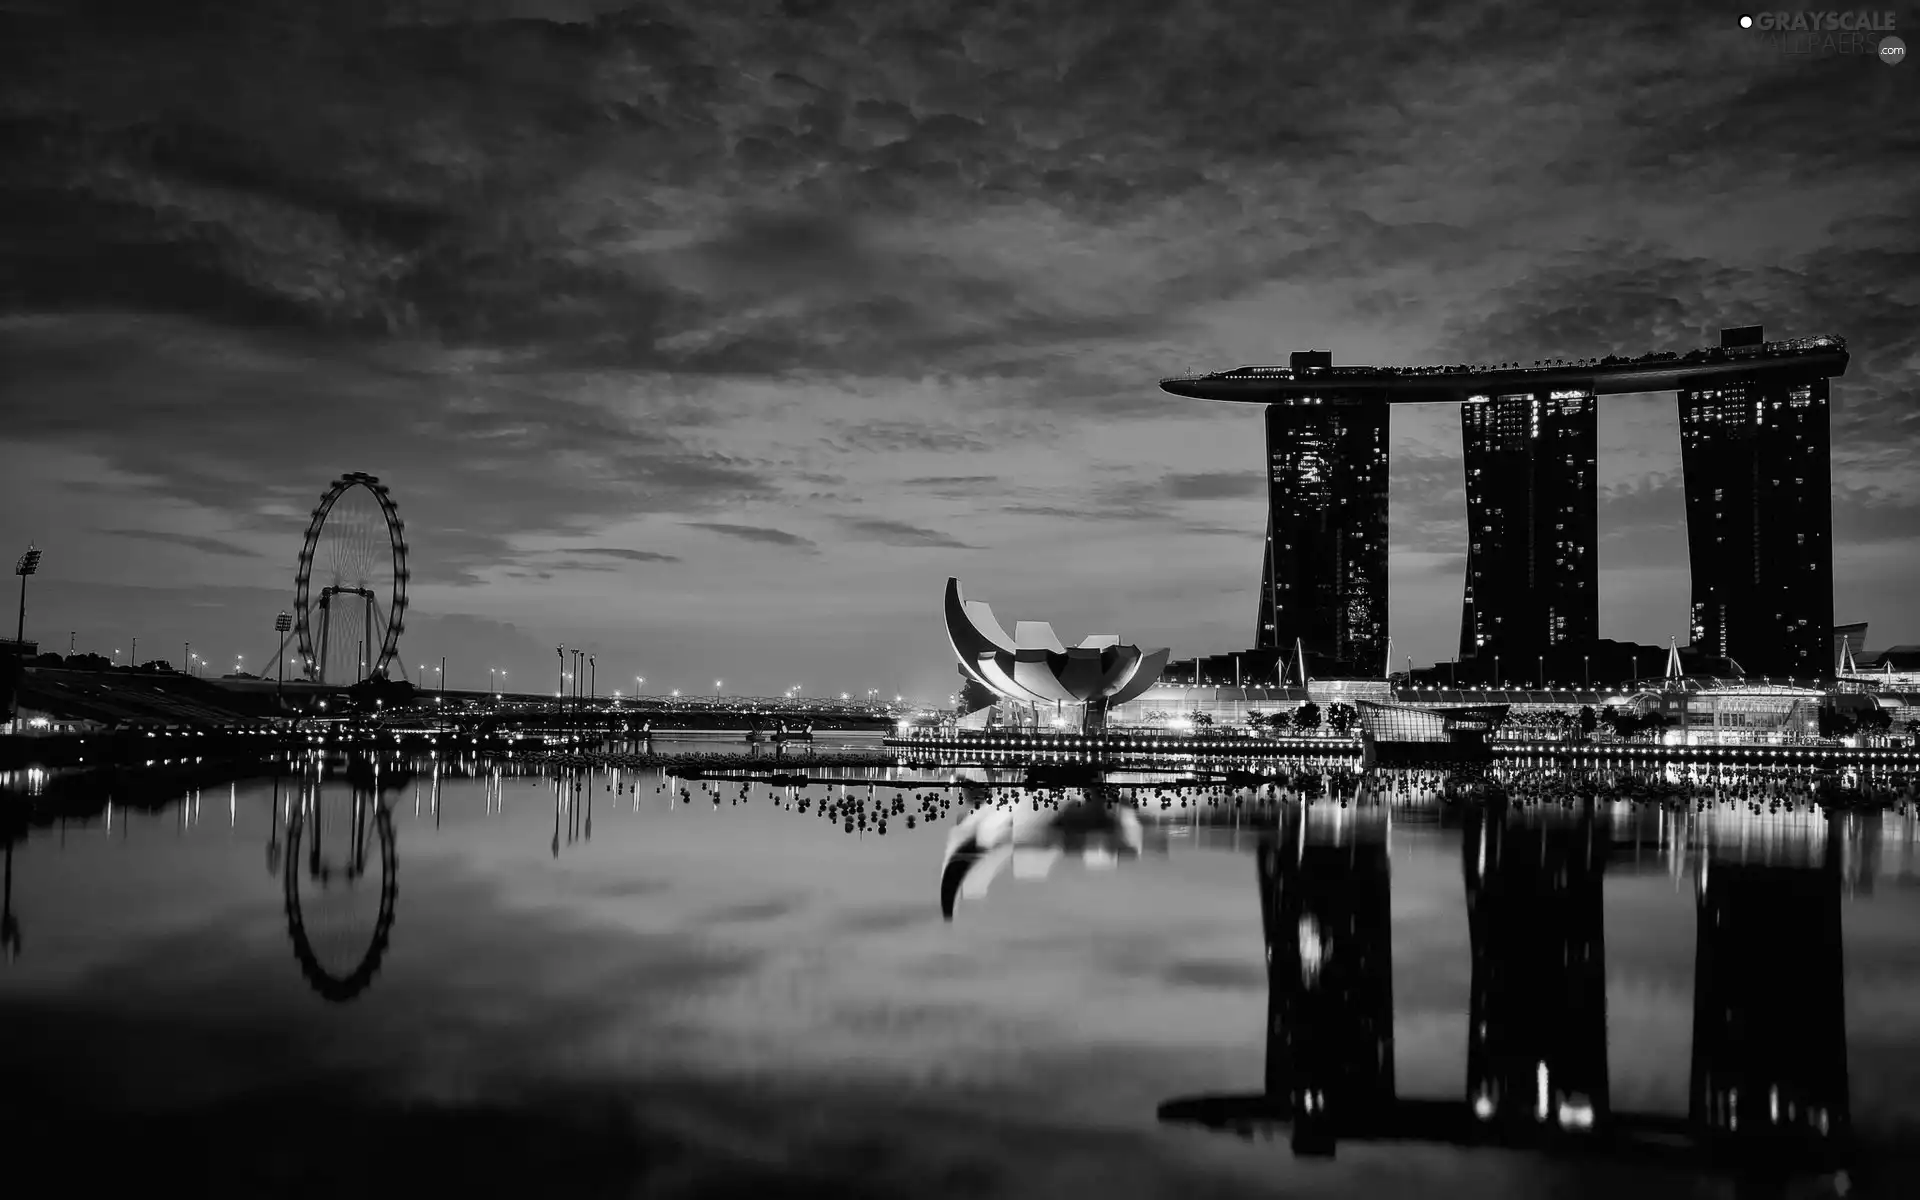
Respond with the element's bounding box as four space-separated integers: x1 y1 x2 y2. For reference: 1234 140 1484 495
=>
1678 374 1834 679
1257 396 1390 674
1355 700 1508 743
1640 686 1822 743
1459 390 1597 664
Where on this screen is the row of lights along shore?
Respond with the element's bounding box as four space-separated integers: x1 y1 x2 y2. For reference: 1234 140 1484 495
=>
893 730 1920 762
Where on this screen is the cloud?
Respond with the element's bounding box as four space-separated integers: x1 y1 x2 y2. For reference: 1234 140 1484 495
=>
1163 471 1262 501
553 547 682 564
96 528 260 558
834 517 978 550
902 475 1000 488
684 522 816 549
830 421 998 455
1 0 1916 687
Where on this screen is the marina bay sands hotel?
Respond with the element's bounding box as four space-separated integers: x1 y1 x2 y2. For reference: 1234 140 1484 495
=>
1161 326 1849 682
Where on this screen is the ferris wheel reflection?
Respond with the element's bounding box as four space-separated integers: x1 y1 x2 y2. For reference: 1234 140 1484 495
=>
275 763 399 1003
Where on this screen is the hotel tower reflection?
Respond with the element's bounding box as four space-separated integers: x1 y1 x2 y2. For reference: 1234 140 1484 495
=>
1161 797 1853 1174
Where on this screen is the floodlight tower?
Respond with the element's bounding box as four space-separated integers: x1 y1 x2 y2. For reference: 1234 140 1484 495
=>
14 544 41 646
274 611 292 702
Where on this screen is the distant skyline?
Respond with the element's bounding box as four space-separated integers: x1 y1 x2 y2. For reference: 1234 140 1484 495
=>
2 1 1915 700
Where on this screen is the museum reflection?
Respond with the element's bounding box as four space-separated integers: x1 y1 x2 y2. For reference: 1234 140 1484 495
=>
1160 797 1853 1174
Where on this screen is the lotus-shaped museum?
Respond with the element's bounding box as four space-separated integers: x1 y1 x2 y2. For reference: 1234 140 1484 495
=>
945 577 1169 726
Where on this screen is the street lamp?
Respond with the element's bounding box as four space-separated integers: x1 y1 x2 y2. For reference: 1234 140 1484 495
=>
635 675 644 696
14 544 41 646
714 679 723 694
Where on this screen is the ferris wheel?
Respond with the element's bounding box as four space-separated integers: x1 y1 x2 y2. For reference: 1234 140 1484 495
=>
293 473 409 684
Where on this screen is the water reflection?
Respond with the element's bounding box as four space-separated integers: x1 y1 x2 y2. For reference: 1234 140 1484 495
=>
2 836 19 962
3 746 1917 1195
1157 796 1855 1184
552 768 592 857
280 760 400 1003
939 792 1162 919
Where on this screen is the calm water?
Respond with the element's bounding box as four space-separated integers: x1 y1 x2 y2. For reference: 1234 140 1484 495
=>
3 741 1919 1198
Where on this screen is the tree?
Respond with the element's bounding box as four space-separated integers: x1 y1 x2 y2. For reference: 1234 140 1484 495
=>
957 679 998 713
1817 705 1859 740
1578 705 1598 739
0 654 20 716
1266 709 1293 733
346 674 418 710
1294 700 1321 733
1326 702 1355 736
1192 711 1214 728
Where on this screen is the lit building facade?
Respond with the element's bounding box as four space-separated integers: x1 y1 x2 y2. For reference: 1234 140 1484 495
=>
1633 682 1824 744
1161 330 1848 686
1679 354 1835 680
1459 390 1597 665
1256 354 1390 675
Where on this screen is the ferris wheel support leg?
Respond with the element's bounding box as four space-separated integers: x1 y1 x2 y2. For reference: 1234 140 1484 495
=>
318 599 333 687
371 603 404 684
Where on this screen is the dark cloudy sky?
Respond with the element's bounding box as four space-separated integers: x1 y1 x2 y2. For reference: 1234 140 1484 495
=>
1 0 1915 700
